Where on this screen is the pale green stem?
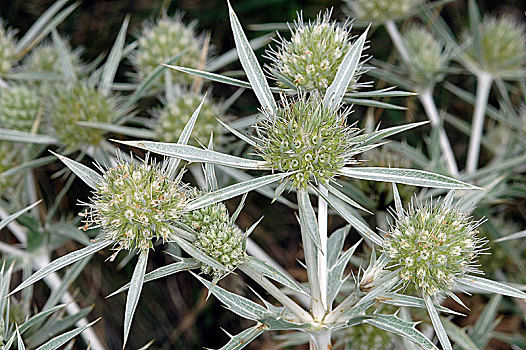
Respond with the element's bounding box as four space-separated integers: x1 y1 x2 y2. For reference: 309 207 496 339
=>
324 290 358 324
384 20 410 63
317 183 328 313
466 72 493 173
239 264 313 323
311 331 332 350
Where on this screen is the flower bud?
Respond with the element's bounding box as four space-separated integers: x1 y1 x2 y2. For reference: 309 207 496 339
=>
0 21 16 75
345 0 422 22
24 41 83 75
0 84 41 132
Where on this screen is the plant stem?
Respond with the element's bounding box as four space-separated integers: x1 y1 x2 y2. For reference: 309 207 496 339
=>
239 264 313 323
317 183 328 313
419 91 459 176
312 331 332 350
466 72 493 173
384 20 410 63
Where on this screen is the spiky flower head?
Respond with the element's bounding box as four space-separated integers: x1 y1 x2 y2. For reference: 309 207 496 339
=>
24 41 83 75
47 80 119 150
0 84 42 132
81 157 187 259
384 196 485 296
345 0 423 22
344 323 398 350
256 93 361 188
0 21 16 75
181 195 245 278
132 15 202 85
152 92 221 146
267 10 362 91
463 15 526 74
403 25 449 85
0 142 22 195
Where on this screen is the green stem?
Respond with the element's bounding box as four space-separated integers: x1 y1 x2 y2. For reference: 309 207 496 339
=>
317 183 328 313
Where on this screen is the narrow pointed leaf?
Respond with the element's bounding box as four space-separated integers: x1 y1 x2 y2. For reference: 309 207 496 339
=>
35 318 100 350
100 16 129 96
171 235 226 272
424 294 453 350
18 304 67 335
219 324 267 350
16 327 25 350
0 201 41 231
297 187 321 250
379 293 464 316
361 121 429 146
327 226 350 269
50 151 102 190
328 239 361 305
51 30 76 79
123 251 148 348
0 128 58 144
77 122 157 139
456 276 526 298
217 118 258 147
494 230 526 242
440 318 479 350
166 65 253 89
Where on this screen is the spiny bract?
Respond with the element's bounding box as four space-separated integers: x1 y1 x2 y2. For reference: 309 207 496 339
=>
257 93 361 188
181 192 245 278
267 11 356 91
132 15 202 85
24 41 83 75
0 84 41 132
153 93 221 146
463 15 526 74
47 81 119 150
384 197 485 296
81 157 187 259
0 21 16 75
345 0 423 22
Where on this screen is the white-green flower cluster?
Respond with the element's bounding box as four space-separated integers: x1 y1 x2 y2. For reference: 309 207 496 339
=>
0 21 16 75
47 81 119 149
0 142 21 194
345 0 423 22
344 323 397 350
404 25 448 85
384 197 485 296
257 93 361 188
181 194 245 278
82 158 187 259
0 84 41 132
463 15 526 74
267 11 356 91
153 93 221 145
132 15 202 84
24 41 83 75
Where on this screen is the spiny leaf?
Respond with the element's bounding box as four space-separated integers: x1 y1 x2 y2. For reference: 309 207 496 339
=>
123 250 148 349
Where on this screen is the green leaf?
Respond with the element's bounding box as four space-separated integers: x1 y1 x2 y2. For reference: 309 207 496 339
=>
327 226 350 269
424 294 452 350
471 294 501 349
297 187 321 251
51 30 76 79
228 2 277 114
494 229 526 242
0 201 41 231
0 128 58 144
324 27 369 110
16 327 26 350
77 122 157 139
339 167 481 189
50 151 102 190
166 65 252 89
361 121 429 147
100 16 129 96
123 251 148 348
116 140 269 170
379 292 464 316
456 276 526 298
18 304 67 335
35 318 100 350
326 184 371 214
440 317 480 350
205 134 218 192
170 235 227 272
345 98 407 110
187 172 293 211
217 118 258 147
9 241 111 296
218 324 268 350
327 240 361 305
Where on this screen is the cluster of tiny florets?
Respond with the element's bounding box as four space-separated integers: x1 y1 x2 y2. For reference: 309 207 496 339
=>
344 323 397 350
47 81 119 149
153 93 221 146
256 94 361 188
463 15 526 74
0 21 16 75
267 11 357 91
384 197 485 296
181 192 245 278
81 158 187 259
0 84 41 132
24 41 83 75
132 15 202 85
0 142 22 195
404 25 448 85
345 0 422 22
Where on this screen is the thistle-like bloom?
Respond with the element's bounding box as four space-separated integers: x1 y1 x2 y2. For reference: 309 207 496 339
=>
152 92 221 146
267 11 361 91
256 93 361 188
0 21 16 75
131 15 202 84
403 25 449 85
24 41 83 75
181 195 245 278
344 323 398 350
47 81 119 149
345 0 422 22
463 15 526 74
0 84 41 132
81 157 187 259
0 142 21 194
384 197 485 296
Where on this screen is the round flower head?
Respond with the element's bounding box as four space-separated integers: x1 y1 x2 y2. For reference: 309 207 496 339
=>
267 10 363 92
0 21 16 75
403 25 449 85
0 142 22 195
463 15 526 74
131 15 202 85
81 156 187 259
256 93 361 188
344 323 398 350
24 40 83 75
0 84 42 132
47 80 119 150
384 196 485 296
345 0 423 22
152 92 221 146
181 193 245 278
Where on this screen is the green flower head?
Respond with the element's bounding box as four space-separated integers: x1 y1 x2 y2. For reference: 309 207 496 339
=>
256 93 362 188
345 0 423 22
384 196 485 296
0 21 16 75
24 40 84 75
0 84 42 132
0 142 22 195
344 323 398 350
267 10 363 92
131 14 202 85
81 157 188 259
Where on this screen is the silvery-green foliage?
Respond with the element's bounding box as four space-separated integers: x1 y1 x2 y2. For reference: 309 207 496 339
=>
0 21 17 75
344 0 423 22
